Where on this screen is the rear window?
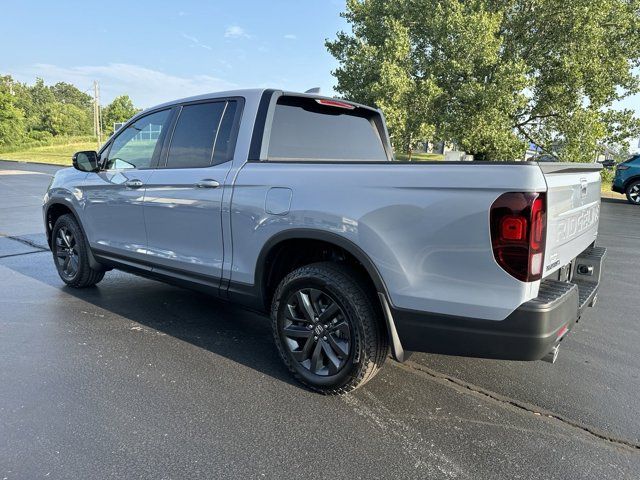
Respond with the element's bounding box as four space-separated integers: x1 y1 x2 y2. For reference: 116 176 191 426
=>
267 96 388 162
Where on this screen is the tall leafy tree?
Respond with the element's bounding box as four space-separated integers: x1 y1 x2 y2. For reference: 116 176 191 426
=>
327 0 640 161
41 102 92 136
1 75 35 135
0 90 26 147
27 78 56 132
50 82 92 110
102 95 139 136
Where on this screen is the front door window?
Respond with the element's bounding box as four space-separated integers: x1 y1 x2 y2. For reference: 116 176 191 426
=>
104 109 171 170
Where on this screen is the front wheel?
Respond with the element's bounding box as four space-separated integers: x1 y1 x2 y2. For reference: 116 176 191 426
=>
51 214 105 288
625 180 640 205
271 262 388 395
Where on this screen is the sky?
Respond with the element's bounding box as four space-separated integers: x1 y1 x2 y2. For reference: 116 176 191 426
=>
0 0 348 107
1 0 639 150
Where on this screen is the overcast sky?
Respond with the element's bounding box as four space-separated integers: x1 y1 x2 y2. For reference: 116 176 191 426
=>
1 0 638 150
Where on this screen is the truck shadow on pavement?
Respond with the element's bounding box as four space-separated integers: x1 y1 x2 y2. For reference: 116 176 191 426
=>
3 247 303 390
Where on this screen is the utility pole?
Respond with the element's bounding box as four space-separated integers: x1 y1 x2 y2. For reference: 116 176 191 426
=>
93 80 102 146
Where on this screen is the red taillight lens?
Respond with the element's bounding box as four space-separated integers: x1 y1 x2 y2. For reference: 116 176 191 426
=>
490 192 546 282
500 216 527 241
530 197 544 250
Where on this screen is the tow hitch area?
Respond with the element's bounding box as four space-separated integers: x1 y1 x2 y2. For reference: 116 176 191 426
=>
542 344 560 364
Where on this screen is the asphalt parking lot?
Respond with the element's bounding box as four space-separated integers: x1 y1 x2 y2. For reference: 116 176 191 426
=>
1 159 639 479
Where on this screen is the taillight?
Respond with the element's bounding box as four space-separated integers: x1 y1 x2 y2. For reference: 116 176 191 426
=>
490 192 547 282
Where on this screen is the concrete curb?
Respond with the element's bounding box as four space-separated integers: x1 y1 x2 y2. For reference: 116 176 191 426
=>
601 190 626 200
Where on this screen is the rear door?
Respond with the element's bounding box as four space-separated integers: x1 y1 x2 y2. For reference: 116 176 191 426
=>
143 99 241 281
82 108 172 262
540 163 602 277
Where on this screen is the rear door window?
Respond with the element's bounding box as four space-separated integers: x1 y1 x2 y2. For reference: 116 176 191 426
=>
267 96 388 162
212 101 238 165
165 101 235 169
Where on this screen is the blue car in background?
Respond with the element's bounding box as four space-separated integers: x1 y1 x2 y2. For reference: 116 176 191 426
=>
613 154 640 204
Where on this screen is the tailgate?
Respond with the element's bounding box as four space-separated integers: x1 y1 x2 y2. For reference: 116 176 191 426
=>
539 163 601 277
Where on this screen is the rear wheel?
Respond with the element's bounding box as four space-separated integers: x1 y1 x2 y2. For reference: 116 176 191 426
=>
51 214 105 288
626 180 640 205
271 262 387 394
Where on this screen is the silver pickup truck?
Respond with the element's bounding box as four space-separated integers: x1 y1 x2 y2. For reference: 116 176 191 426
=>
43 89 606 394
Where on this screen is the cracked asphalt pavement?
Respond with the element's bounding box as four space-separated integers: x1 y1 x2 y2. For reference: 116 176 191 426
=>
1 160 639 479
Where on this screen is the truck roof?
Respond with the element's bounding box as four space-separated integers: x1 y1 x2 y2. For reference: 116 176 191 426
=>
145 88 378 114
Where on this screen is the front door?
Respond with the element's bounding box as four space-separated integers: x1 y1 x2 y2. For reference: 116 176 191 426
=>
82 108 172 263
143 99 240 281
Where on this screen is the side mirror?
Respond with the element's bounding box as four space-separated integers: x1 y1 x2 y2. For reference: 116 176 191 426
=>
72 151 99 172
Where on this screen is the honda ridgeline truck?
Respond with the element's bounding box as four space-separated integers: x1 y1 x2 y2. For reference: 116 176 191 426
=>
43 89 606 394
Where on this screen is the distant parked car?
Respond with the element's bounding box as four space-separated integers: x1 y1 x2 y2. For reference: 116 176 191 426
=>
612 154 640 204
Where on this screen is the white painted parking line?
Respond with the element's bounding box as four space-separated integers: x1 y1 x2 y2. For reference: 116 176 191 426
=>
0 169 49 176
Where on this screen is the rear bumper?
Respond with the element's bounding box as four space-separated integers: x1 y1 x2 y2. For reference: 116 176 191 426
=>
391 246 606 361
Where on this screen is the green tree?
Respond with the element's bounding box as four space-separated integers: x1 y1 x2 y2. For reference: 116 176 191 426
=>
102 95 138 136
27 77 56 132
366 17 437 158
1 75 35 138
41 102 92 136
0 76 100 145
50 82 92 110
327 2 438 158
327 0 640 162
0 90 26 147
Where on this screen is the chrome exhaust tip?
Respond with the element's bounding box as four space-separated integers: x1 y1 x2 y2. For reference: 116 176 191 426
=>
541 345 559 364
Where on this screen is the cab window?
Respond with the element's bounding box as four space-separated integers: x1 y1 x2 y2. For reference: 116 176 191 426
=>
104 109 171 170
165 101 238 169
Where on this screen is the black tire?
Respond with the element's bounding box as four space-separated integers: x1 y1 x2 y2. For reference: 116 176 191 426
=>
271 262 388 395
625 180 640 205
51 214 105 288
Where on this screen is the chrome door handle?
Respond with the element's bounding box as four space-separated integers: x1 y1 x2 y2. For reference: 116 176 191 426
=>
125 179 144 189
196 179 220 189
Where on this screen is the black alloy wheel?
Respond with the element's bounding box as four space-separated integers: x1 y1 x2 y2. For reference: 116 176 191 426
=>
51 214 105 288
271 262 388 395
54 225 80 280
282 287 352 376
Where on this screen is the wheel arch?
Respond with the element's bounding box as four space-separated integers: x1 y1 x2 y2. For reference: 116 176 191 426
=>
45 201 75 247
256 229 388 303
44 200 103 270
254 229 406 361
